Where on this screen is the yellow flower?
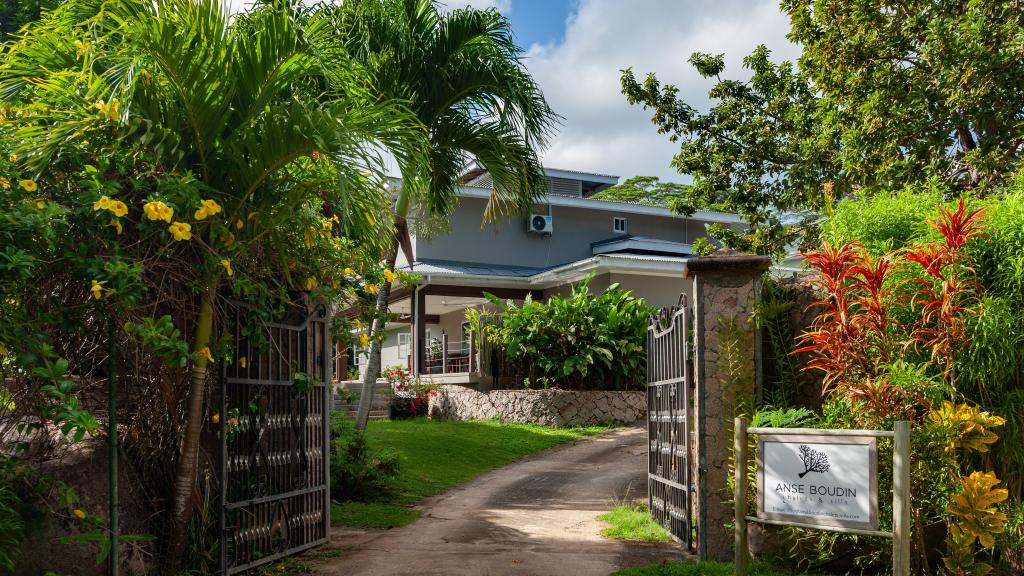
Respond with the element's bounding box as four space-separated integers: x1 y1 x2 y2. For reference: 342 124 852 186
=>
194 198 222 220
304 229 316 249
36 200 46 209
235 219 244 230
73 509 86 520
168 221 192 241
110 218 122 235
19 179 37 192
196 347 214 363
229 417 239 427
364 283 379 294
304 277 317 291
74 39 91 58
220 258 233 277
109 200 127 217
239 356 247 369
383 270 396 283
93 196 113 211
359 334 370 347
0 177 9 189
211 413 220 424
90 279 106 300
143 201 173 222
343 267 355 276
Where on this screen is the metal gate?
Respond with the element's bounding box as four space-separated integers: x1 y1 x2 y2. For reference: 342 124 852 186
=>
647 293 694 550
219 300 332 574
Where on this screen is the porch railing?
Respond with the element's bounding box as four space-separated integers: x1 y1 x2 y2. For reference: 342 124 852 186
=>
423 332 477 374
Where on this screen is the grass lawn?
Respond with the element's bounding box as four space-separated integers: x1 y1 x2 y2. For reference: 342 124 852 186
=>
331 418 613 529
599 502 671 542
611 560 816 576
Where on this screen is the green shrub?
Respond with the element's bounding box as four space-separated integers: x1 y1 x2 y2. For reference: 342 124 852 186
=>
0 477 24 572
481 275 653 390
827 182 1024 503
329 417 399 502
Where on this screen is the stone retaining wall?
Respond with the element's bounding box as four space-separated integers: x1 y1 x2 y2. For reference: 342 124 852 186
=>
427 385 646 426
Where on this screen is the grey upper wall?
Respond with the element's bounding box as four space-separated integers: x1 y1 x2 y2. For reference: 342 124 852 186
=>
411 194 716 269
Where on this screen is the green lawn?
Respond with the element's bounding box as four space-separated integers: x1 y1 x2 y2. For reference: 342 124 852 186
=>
611 560 816 576
599 502 672 542
331 418 613 529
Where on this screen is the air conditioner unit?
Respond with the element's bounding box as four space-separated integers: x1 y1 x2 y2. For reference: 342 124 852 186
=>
527 214 553 235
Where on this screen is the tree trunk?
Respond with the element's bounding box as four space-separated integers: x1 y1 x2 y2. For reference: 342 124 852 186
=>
167 284 216 562
354 229 400 430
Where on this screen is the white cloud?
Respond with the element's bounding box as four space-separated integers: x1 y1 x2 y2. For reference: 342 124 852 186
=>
525 0 800 183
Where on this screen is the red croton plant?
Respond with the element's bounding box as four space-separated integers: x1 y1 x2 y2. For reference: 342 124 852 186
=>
796 198 986 422
796 199 1009 574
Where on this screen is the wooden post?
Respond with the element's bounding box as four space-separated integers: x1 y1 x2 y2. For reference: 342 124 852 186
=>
441 333 449 374
734 417 748 576
893 421 911 576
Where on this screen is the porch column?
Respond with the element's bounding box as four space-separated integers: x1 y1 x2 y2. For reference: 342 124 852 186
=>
412 285 426 375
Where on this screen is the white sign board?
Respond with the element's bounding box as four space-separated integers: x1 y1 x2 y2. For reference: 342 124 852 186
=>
757 434 878 530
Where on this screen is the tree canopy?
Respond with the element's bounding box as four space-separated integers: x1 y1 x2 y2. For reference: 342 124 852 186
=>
621 0 1024 253
589 175 692 212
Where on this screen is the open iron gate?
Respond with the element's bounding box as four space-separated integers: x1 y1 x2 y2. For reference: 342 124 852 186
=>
646 293 695 550
219 300 332 574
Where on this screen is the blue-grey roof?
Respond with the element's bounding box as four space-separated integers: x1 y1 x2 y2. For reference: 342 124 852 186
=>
397 259 546 278
590 235 693 256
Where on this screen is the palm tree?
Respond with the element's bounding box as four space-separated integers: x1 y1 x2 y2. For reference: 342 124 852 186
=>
1 0 426 560
326 0 560 429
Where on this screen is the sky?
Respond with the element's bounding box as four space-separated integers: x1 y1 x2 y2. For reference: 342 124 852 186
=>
226 0 800 185
437 0 800 184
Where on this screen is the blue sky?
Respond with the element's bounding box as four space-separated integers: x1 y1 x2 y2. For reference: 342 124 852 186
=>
504 0 574 48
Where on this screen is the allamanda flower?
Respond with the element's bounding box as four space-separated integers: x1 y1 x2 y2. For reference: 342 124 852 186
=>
90 279 114 300
143 200 174 222
195 347 214 363
93 195 127 217
220 259 233 277
0 177 9 189
194 199 222 220
19 179 37 192
383 270 396 283
168 221 192 241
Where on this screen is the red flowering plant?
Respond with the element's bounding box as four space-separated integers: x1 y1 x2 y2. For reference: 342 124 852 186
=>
796 198 987 425
795 200 1009 572
383 365 436 418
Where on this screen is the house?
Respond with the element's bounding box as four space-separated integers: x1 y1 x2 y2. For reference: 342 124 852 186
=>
348 167 745 384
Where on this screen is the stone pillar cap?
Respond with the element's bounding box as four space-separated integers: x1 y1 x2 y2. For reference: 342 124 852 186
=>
685 248 771 277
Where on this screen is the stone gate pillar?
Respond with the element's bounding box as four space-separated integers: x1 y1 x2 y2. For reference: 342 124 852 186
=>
686 249 770 561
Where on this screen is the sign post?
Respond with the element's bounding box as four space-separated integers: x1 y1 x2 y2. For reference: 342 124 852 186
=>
734 419 911 576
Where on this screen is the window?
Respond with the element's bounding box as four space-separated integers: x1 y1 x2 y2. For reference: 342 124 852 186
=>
398 333 410 358
613 217 627 233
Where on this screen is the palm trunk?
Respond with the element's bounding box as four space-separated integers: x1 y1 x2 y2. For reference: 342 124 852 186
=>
167 284 217 560
354 229 400 430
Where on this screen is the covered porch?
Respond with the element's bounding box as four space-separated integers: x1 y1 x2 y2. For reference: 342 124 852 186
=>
387 284 541 378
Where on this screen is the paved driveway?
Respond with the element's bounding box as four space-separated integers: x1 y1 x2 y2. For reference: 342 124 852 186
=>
311 426 689 576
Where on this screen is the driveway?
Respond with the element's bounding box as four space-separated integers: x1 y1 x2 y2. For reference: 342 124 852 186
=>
311 426 689 576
